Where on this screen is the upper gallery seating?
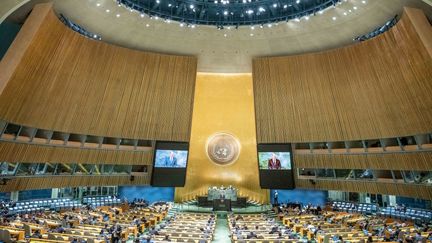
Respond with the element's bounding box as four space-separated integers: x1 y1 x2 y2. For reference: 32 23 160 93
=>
378 207 432 223
331 201 432 223
5 198 82 214
82 196 121 207
331 201 378 215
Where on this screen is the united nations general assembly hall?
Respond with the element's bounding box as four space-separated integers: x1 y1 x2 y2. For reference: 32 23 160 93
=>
0 0 431 242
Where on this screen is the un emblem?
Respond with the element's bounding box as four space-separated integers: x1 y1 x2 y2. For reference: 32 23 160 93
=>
206 133 241 165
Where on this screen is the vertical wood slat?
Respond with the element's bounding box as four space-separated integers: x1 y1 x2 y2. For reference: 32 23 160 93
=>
0 175 150 192
0 141 153 165
253 8 432 143
295 178 432 200
294 152 432 171
0 5 197 142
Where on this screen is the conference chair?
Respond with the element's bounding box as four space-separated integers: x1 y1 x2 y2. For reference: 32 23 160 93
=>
0 229 14 243
23 224 31 237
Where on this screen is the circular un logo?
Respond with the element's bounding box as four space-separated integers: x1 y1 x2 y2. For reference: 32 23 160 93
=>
206 133 241 165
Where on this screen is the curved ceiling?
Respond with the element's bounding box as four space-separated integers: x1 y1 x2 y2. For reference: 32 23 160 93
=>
2 0 432 73
116 0 340 27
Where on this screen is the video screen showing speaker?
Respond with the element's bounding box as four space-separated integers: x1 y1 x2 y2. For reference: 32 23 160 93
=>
257 144 295 189
154 150 188 168
151 141 189 187
258 152 292 170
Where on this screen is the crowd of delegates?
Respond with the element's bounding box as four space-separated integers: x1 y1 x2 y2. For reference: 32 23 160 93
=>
279 203 432 243
0 198 218 243
275 203 323 216
130 198 149 208
0 198 170 243
139 212 216 242
230 213 300 241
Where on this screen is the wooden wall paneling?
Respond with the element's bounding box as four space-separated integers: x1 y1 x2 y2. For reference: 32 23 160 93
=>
0 5 197 141
0 175 150 192
294 151 432 171
253 8 432 143
295 178 432 200
0 3 53 95
0 141 153 165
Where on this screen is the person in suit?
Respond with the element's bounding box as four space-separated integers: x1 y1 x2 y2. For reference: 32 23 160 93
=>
268 153 281 169
164 151 177 167
273 190 279 205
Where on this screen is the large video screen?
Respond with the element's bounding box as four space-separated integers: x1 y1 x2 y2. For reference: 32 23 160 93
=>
154 150 188 168
257 144 295 189
151 141 189 187
258 152 291 170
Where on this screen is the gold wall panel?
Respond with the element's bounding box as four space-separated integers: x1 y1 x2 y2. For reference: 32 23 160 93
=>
175 73 269 203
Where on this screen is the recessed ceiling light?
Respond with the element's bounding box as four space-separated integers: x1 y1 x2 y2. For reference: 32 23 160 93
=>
116 14 120 17
332 16 337 20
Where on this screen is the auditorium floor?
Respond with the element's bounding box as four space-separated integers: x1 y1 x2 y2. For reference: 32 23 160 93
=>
213 216 231 243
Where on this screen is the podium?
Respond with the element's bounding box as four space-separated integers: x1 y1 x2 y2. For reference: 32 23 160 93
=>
208 187 237 201
196 186 247 210
212 199 231 211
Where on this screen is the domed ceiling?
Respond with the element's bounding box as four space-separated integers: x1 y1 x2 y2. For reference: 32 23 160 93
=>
116 0 340 27
1 0 432 73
